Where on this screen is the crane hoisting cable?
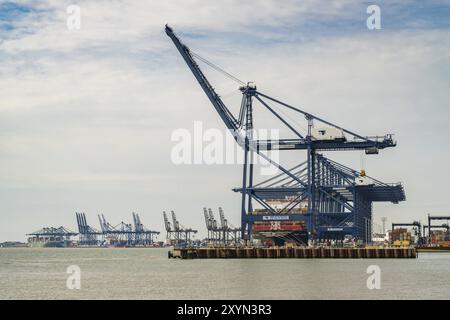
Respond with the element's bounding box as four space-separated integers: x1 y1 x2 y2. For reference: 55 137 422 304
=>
190 51 246 86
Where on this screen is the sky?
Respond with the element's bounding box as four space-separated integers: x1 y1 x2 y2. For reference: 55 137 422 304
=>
0 0 449 242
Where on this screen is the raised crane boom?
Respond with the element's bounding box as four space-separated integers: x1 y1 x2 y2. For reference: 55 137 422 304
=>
208 208 217 229
203 207 211 230
166 25 402 242
171 210 180 231
163 211 171 232
219 207 228 230
165 25 395 153
165 25 242 142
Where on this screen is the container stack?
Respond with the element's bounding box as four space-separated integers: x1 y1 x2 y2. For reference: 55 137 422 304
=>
431 230 450 246
390 228 412 246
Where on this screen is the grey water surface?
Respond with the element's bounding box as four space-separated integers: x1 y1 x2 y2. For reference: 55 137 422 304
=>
0 248 448 299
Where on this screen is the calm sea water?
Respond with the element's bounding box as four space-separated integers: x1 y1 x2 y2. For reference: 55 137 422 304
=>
0 248 449 299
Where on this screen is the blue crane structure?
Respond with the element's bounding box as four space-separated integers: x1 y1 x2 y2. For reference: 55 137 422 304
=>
165 25 405 243
76 212 101 245
218 207 241 245
204 207 241 245
132 212 160 246
203 208 219 244
97 212 159 246
27 226 77 239
163 210 197 246
27 226 78 247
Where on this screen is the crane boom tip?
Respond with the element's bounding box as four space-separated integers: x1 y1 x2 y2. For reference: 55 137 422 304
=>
165 24 173 34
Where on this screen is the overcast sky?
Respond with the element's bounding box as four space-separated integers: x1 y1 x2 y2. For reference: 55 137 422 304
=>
1 0 449 242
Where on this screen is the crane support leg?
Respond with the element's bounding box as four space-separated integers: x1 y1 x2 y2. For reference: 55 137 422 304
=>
241 138 249 240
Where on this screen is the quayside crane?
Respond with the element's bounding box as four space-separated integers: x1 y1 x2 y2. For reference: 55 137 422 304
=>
166 25 405 243
218 207 241 244
76 212 101 245
27 227 77 239
203 208 212 241
163 211 175 243
163 210 198 246
132 212 160 246
203 207 241 245
208 208 219 242
95 213 159 246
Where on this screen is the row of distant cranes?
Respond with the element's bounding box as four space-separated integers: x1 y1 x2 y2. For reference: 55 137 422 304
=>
203 207 241 245
76 212 159 246
28 212 449 247
162 208 241 245
163 210 197 245
30 209 240 247
165 24 406 243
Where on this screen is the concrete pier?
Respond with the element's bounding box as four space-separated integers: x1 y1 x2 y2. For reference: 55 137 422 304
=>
170 246 417 259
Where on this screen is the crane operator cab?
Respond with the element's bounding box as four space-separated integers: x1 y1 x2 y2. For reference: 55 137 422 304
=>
311 127 346 141
354 170 374 186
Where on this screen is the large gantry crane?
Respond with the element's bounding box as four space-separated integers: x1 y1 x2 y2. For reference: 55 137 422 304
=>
132 212 160 246
96 213 159 246
204 207 241 245
76 212 101 245
163 211 175 243
166 25 405 243
163 210 197 246
218 207 241 245
27 226 77 247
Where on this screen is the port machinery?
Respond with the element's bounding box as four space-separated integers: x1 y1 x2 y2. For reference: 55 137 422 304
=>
27 226 77 241
76 212 159 246
163 210 197 245
424 215 450 243
76 212 101 245
97 212 160 246
203 207 241 245
166 25 405 243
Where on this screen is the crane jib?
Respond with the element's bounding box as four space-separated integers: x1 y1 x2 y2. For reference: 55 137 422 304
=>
165 25 239 134
165 25 395 152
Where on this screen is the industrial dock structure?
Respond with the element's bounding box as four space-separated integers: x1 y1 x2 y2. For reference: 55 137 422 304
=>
26 210 449 254
28 212 163 248
165 24 405 245
23 25 450 258
27 226 77 248
163 210 198 246
170 247 417 259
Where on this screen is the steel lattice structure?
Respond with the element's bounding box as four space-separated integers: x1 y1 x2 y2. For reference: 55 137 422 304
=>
166 25 406 243
76 212 101 245
27 226 77 238
163 211 197 246
204 207 241 245
97 212 160 246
